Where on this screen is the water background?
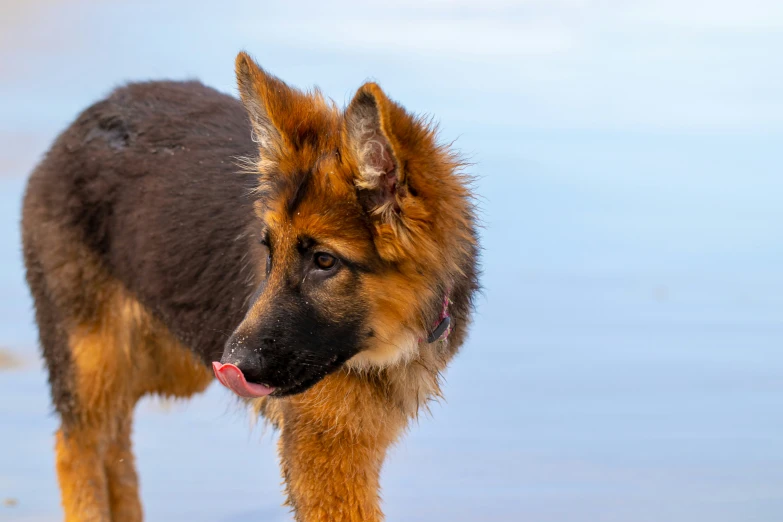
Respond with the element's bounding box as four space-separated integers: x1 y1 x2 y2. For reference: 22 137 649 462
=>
1 1 782 520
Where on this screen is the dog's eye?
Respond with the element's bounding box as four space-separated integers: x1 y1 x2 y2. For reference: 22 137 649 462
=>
258 236 272 275
314 253 337 270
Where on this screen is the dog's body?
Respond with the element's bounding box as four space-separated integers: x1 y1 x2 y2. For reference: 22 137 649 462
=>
22 54 479 521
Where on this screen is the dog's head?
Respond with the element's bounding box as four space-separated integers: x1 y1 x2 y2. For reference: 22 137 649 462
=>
215 53 478 398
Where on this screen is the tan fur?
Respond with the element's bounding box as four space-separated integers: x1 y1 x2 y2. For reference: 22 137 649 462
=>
254 372 408 522
57 283 211 521
249 333 448 521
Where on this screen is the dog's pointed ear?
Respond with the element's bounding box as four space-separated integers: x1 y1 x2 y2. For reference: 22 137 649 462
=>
235 52 291 162
344 83 405 220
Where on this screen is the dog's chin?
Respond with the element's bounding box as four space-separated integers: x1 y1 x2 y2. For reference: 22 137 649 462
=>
268 375 326 397
265 359 350 397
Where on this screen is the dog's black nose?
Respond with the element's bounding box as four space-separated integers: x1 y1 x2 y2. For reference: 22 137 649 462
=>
221 336 267 384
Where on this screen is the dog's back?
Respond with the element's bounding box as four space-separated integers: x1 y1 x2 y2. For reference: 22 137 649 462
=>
23 80 262 386
21 81 263 519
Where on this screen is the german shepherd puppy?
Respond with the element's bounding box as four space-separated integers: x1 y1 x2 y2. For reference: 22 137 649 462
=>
21 52 479 521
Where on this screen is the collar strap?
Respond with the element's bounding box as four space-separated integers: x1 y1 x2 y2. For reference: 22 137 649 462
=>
426 294 453 343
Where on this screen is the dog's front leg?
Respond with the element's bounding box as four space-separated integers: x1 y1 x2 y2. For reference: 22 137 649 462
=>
275 371 407 522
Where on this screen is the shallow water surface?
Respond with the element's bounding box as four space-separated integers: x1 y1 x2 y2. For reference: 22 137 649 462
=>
1 2 782 521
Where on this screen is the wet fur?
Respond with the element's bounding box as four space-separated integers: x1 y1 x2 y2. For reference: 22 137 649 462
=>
22 53 479 521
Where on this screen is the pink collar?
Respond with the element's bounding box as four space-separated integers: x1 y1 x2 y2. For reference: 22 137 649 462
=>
426 294 453 343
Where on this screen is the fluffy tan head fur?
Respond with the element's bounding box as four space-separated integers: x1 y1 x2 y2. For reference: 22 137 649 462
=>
235 52 478 371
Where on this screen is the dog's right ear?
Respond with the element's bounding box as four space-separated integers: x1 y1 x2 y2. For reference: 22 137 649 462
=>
235 52 292 167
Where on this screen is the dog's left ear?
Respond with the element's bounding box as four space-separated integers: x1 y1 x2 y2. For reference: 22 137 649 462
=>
344 83 407 222
235 52 296 168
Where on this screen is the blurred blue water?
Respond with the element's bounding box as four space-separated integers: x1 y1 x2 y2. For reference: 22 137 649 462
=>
1 2 782 521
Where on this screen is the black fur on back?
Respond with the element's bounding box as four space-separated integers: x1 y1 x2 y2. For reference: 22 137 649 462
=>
22 81 263 416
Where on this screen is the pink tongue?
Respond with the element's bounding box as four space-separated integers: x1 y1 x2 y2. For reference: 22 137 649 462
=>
212 362 275 398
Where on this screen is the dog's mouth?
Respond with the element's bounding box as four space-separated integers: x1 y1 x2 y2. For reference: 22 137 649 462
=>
267 372 334 397
212 359 346 398
212 362 275 398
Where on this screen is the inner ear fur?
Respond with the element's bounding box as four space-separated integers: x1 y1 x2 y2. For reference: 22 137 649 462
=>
344 82 451 265
345 83 406 220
